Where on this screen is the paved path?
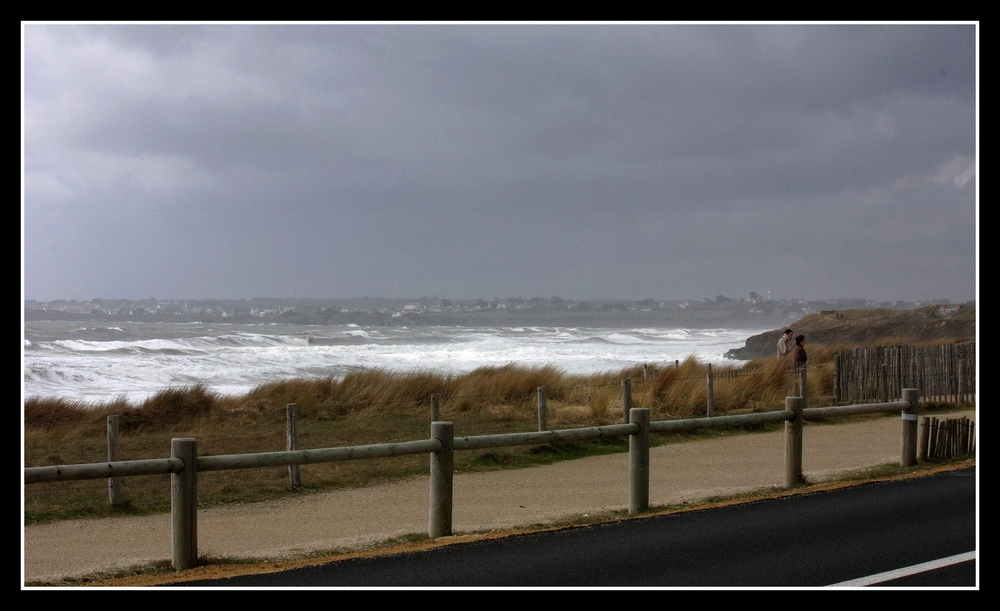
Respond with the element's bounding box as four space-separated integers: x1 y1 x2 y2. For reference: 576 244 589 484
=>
22 411 975 584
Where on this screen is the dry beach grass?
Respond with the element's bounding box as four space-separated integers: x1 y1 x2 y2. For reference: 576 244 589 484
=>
24 355 846 523
27 335 973 528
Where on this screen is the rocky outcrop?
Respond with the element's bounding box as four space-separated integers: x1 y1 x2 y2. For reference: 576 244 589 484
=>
725 305 976 360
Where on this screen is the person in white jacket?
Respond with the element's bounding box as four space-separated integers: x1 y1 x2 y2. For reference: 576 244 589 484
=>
776 329 795 357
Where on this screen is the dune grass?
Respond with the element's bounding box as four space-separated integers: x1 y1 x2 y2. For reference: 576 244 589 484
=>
23 351 851 524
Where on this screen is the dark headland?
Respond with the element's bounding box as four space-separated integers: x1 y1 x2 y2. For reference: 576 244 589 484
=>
725 304 976 360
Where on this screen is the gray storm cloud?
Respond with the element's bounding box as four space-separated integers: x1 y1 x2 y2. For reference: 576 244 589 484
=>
23 23 976 302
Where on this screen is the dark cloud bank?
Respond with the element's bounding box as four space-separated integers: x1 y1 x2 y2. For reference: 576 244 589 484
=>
23 24 977 303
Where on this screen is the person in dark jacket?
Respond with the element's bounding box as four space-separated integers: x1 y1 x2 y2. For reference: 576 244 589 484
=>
793 334 807 367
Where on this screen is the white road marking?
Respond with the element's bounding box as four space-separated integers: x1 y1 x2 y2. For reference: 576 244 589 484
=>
829 551 976 586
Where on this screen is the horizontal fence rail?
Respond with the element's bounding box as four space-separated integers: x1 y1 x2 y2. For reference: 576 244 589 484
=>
803 401 908 420
649 410 794 434
25 457 185 484
26 388 956 573
196 439 442 472
453 423 639 451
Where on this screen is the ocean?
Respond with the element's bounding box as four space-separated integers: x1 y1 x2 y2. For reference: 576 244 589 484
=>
22 320 754 404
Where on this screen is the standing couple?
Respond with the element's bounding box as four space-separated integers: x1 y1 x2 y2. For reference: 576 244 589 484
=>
777 329 807 367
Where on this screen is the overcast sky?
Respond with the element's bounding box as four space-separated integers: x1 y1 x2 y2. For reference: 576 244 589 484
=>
22 23 977 303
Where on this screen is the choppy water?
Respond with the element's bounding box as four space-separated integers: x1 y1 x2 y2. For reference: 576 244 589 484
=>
23 321 752 404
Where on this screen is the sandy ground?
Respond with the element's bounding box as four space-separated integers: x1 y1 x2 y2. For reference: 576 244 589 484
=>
23 411 976 585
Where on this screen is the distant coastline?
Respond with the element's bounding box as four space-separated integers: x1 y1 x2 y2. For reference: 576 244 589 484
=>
23 306 789 330
26 295 956 331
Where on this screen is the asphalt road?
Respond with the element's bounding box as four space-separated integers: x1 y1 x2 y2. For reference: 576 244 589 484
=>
180 466 976 587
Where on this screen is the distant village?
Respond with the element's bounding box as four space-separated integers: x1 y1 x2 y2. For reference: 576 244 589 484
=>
23 294 967 327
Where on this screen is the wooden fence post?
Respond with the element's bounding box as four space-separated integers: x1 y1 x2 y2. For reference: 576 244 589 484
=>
834 354 841 403
628 408 650 515
431 393 440 422
784 397 804 487
286 403 301 489
957 359 965 404
429 421 454 539
901 388 919 467
918 416 930 462
916 353 924 397
171 438 198 571
621 378 632 424
537 386 547 432
945 347 951 403
797 365 808 406
706 364 714 418
107 415 121 505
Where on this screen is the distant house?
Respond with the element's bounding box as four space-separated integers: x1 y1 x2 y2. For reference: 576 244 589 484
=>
934 304 961 318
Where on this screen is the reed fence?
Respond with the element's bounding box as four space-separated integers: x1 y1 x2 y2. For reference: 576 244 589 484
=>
833 343 975 404
919 416 975 461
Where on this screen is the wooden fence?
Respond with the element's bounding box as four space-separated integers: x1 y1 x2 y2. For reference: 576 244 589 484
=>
834 343 975 404
27 389 926 572
88 354 972 507
920 416 975 460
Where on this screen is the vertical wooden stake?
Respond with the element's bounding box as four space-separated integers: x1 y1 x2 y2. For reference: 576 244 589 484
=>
107 415 121 505
537 386 547 432
901 388 919 467
628 408 650 515
916 353 924 397
621 378 632 424
834 354 841 404
706 364 714 418
171 438 198 571
957 360 965 404
286 403 301 489
918 416 930 462
431 393 440 422
784 397 804 487
429 421 454 539
798 366 808 406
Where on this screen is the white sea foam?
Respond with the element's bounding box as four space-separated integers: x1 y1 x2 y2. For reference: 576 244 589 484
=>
23 320 753 404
